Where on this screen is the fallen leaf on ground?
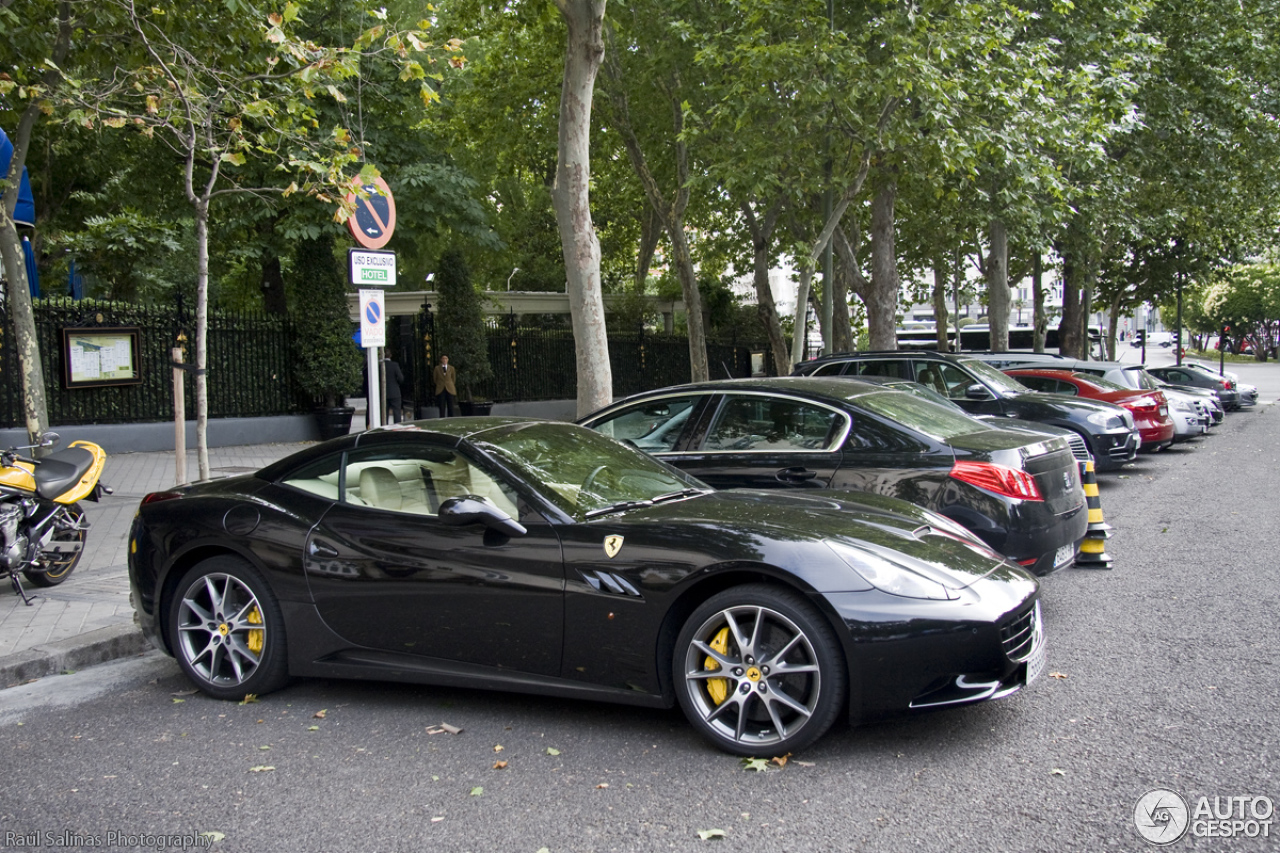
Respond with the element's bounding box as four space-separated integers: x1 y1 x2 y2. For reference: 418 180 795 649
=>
239 694 259 705
493 760 508 770
1049 672 1069 679
493 744 504 752
248 765 275 772
546 747 561 756
697 829 726 840
470 786 484 797
596 783 609 789
1050 768 1066 776
313 709 327 719
740 757 769 772
199 832 225 843
771 753 791 768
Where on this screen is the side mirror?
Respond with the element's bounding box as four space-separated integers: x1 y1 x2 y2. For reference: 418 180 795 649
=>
965 384 992 401
438 495 527 537
39 432 60 448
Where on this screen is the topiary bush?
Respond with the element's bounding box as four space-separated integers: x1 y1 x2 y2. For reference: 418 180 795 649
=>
434 248 493 401
292 234 363 407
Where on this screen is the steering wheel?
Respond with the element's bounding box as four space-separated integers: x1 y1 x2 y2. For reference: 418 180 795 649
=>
581 464 609 494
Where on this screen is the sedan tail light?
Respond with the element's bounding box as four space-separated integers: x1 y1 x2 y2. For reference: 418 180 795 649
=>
1223 380 1235 390
950 461 1043 501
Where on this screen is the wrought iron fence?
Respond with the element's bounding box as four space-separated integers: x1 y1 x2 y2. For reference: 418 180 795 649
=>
0 296 304 428
2 296 777 428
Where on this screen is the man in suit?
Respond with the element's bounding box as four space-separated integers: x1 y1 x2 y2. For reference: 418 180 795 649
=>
384 358 405 423
433 355 457 417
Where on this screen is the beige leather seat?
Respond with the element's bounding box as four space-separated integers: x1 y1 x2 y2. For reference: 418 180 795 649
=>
358 466 402 511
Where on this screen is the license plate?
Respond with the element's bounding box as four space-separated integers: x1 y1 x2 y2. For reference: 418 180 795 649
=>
1054 543 1075 568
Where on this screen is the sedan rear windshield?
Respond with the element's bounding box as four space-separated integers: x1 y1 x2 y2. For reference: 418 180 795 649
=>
856 391 994 441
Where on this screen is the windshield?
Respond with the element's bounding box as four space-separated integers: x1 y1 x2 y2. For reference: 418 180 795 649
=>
471 422 705 519
957 358 1030 395
856 391 994 441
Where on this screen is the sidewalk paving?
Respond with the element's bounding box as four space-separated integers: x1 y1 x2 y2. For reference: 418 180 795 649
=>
0 441 312 688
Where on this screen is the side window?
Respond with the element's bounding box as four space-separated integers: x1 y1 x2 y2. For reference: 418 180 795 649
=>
587 396 700 452
280 454 345 501
342 446 519 519
810 362 848 377
704 396 842 451
853 360 911 380
932 363 977 399
1057 381 1079 396
845 413 927 453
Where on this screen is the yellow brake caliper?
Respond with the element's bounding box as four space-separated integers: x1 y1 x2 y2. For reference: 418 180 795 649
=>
704 627 730 706
246 607 264 654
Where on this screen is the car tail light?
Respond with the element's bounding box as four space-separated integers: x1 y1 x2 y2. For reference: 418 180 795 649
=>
1125 395 1159 412
1223 380 1234 390
950 461 1043 501
141 491 184 504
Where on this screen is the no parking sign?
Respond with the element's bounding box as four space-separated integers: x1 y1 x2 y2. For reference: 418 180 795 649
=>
358 289 385 349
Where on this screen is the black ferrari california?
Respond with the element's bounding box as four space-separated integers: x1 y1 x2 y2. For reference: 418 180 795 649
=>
128 419 1045 756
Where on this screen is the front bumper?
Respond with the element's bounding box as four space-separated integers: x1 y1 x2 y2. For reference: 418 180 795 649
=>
1168 407 1208 439
821 571 1042 725
1091 429 1139 470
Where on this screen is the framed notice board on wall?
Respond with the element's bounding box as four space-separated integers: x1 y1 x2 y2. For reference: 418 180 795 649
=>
62 326 142 388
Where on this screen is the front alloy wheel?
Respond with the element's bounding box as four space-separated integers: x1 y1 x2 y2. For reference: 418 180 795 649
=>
675 584 845 756
170 557 288 700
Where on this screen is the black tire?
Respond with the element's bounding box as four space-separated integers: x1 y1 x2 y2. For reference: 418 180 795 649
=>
24 503 85 588
168 556 289 701
673 584 846 757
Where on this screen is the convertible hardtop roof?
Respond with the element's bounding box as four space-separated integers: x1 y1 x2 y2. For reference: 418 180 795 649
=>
255 416 549 481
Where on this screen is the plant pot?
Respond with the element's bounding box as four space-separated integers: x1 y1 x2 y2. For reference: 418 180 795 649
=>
459 401 493 416
315 406 355 441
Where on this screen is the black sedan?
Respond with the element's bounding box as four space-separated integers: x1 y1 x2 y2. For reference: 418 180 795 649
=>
1146 365 1240 409
129 419 1044 757
579 378 1088 576
795 351 1141 470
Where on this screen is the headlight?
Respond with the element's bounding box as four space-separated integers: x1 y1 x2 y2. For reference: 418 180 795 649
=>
825 541 956 600
1170 398 1193 413
1085 411 1124 429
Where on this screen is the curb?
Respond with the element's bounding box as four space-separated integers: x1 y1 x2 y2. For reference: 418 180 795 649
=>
0 623 151 689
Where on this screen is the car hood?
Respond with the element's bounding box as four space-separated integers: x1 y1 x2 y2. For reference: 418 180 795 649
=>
614 489 1020 592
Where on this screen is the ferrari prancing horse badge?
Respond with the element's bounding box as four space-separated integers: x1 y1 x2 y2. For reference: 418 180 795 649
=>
603 535 624 558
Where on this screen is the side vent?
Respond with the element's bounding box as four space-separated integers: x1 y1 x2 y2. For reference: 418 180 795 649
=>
580 570 643 598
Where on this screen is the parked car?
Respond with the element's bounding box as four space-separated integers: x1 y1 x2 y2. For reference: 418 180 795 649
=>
580 377 1087 575
1181 362 1258 406
849 375 1095 469
982 357 1224 432
1146 365 1240 410
128 418 1045 756
1003 369 1176 452
793 351 1141 470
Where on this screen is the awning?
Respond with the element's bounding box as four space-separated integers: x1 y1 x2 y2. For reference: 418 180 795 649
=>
0 126 36 227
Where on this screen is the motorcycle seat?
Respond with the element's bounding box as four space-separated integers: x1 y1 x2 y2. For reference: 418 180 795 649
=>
33 447 96 500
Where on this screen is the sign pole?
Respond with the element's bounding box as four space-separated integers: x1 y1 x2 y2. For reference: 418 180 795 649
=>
366 346 382 430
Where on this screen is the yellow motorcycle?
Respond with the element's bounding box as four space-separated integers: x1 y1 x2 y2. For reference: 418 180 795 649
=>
1 432 111 605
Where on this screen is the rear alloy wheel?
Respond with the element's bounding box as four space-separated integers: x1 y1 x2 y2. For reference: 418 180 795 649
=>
169 556 288 700
24 503 85 587
675 584 845 756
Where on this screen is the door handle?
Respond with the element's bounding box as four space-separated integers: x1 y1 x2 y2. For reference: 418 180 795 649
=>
775 466 819 484
308 540 339 558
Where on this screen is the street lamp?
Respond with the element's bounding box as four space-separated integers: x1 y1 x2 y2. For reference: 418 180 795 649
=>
506 267 520 291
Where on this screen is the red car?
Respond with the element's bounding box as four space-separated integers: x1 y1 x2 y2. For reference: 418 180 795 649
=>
1005 369 1176 452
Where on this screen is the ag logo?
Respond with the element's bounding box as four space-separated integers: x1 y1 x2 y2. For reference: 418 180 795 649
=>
1134 789 1190 845
603 535 624 559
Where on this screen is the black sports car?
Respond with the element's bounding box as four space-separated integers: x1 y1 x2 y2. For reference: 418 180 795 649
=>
128 419 1045 756
579 378 1087 575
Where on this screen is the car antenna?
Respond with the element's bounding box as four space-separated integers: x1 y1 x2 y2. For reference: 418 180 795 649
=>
721 361 733 380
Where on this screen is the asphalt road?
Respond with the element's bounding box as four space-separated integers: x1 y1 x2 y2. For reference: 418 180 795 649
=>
1 404 1277 853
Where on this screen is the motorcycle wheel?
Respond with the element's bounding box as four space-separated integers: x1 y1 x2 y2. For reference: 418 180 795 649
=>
24 503 85 588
